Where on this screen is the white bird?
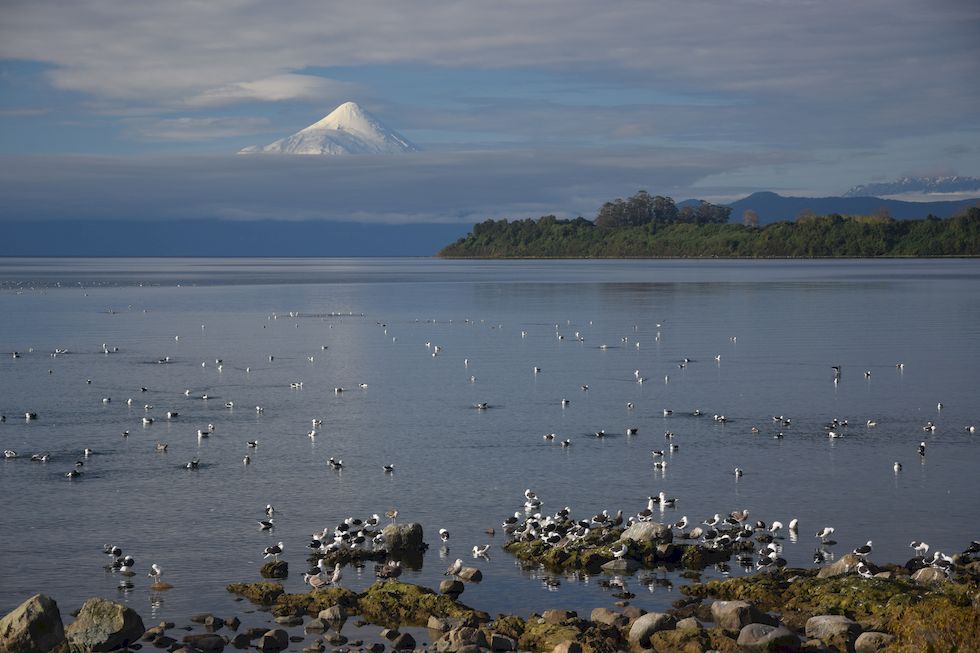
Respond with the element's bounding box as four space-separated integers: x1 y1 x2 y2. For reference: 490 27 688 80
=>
439 528 450 543
265 504 276 517
816 526 835 542
329 563 342 585
911 540 929 556
148 563 163 583
853 540 873 557
473 544 491 557
263 541 284 560
894 461 902 472
734 467 744 477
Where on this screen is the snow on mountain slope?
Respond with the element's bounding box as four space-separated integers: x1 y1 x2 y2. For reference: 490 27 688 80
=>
239 101 418 155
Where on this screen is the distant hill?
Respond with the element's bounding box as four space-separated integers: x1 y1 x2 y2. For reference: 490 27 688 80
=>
726 191 979 224
844 175 980 198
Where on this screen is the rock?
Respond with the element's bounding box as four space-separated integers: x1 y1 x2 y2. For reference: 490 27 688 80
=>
273 615 303 626
0 593 65 653
710 600 774 630
230 633 251 649
325 631 348 646
736 624 801 652
805 614 862 649
623 606 645 620
190 613 213 624
183 633 226 652
541 610 576 624
255 629 288 652
225 582 284 605
303 641 326 653
224 617 240 631
489 633 516 651
599 558 640 573
589 608 626 627
304 618 327 632
380 628 399 641
854 631 896 653
204 616 224 630
911 567 947 585
260 561 288 579
620 521 673 543
551 641 582 653
434 626 489 652
391 632 416 650
439 580 464 596
65 597 145 653
457 567 482 582
817 553 864 579
153 634 177 648
382 523 424 553
317 605 348 623
627 612 676 647
675 617 704 630
427 615 452 632
142 625 165 641
366 643 384 653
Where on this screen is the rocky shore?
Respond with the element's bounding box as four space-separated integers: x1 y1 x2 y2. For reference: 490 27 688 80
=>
3 551 977 653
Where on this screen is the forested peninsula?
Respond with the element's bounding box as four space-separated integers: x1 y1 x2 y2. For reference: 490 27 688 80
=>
438 191 980 258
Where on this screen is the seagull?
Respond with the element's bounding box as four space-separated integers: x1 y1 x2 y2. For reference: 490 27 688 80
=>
561 439 571 447
383 464 395 473
816 526 835 543
247 440 258 448
610 543 628 559
185 459 199 469
329 563 342 585
473 544 491 558
265 504 275 517
919 442 926 456
385 509 398 524
853 540 873 557
894 461 902 472
258 519 274 530
674 516 688 530
148 563 163 584
439 528 450 543
445 558 463 576
3 450 17 459
911 540 929 556
263 542 284 560
304 572 327 590
243 455 251 465
734 467 744 477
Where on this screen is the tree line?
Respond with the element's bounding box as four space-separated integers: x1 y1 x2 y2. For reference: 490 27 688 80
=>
438 192 980 258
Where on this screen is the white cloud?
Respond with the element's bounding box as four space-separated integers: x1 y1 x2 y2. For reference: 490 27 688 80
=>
185 74 360 107
126 116 271 141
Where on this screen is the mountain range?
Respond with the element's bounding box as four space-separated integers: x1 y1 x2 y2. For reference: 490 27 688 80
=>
239 102 418 155
723 191 979 224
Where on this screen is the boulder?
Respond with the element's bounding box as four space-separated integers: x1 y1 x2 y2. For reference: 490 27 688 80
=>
817 553 864 579
182 633 226 652
551 642 582 653
675 617 704 630
911 567 947 585
710 600 773 630
317 605 347 622
273 615 302 626
391 632 416 650
427 615 453 632
304 618 327 632
0 593 65 653
627 612 676 647
490 633 516 651
255 629 288 652
589 608 626 627
457 567 483 582
736 624 801 652
622 606 646 620
600 558 640 573
854 631 896 653
260 561 288 579
620 521 673 543
65 597 145 652
541 610 576 624
805 614 862 650
440 580 465 596
382 522 425 553
433 626 489 652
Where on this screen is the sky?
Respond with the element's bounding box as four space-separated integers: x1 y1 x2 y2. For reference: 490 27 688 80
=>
1 0 979 227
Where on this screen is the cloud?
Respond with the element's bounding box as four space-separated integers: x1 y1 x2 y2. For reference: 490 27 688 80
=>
185 74 361 107
0 147 779 224
127 116 271 141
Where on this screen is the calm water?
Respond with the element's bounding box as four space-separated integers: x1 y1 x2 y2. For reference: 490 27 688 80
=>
1 258 979 629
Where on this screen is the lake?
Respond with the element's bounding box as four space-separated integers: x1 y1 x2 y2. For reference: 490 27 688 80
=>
1 257 978 628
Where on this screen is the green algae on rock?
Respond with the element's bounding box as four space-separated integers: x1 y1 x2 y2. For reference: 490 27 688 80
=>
358 580 489 627
225 581 284 605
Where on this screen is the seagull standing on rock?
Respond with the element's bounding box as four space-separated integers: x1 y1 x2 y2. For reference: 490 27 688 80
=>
445 558 463 576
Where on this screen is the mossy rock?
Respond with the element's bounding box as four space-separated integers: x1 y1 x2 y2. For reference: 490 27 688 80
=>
491 615 527 641
647 627 739 653
357 581 485 628
517 618 583 652
311 548 387 567
226 582 284 605
679 545 732 570
271 587 359 617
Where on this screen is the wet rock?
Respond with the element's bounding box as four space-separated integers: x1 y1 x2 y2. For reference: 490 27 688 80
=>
65 597 145 653
0 593 65 653
911 567 947 585
627 612 676 647
710 600 774 630
255 629 288 652
805 614 862 650
854 631 895 653
816 553 864 579
433 626 489 652
427 615 453 632
230 633 251 649
305 618 327 632
190 614 213 624
260 561 288 579
380 628 399 641
440 580 464 596
224 617 240 631
681 545 731 570
599 558 640 573
457 567 482 582
225 582 284 605
358 581 487 628
391 632 416 650
366 643 384 653
648 627 739 653
676 617 704 630
623 606 646 620
382 523 425 553
303 641 326 653
204 616 224 630
489 633 516 651
273 588 359 619
318 605 348 622
620 521 673 544
737 624 801 652
589 608 626 627
142 625 165 641
325 632 348 646
152 634 177 648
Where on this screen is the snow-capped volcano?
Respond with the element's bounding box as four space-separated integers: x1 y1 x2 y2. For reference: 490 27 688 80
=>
239 102 418 155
